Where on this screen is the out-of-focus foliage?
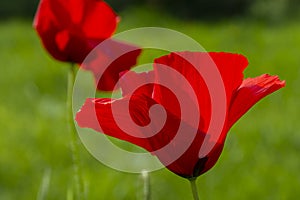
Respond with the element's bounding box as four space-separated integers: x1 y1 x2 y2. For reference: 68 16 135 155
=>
107 0 300 21
108 0 251 19
1 0 300 22
249 0 300 22
0 0 39 19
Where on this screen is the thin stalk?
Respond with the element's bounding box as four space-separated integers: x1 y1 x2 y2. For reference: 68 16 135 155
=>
189 178 199 200
36 168 51 200
67 64 85 200
142 170 150 200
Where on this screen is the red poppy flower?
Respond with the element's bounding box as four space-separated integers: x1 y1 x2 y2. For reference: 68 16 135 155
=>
33 0 118 63
33 0 141 91
75 52 285 178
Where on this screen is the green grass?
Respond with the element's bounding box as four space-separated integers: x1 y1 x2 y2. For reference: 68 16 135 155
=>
0 7 300 199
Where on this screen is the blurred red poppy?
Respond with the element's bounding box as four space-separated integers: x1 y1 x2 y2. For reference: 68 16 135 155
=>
33 0 141 91
75 52 285 178
33 0 118 63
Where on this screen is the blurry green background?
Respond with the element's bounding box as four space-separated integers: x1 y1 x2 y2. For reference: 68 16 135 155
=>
1 0 300 199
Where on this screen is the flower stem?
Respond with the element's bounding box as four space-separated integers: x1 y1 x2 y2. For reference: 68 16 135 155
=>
67 64 85 200
189 178 199 200
141 170 150 200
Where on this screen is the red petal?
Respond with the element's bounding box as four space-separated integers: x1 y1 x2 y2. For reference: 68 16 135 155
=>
76 97 152 151
119 70 155 97
153 52 211 130
209 52 248 105
228 74 285 128
201 74 285 176
153 52 247 135
75 95 182 153
81 39 141 91
81 0 118 39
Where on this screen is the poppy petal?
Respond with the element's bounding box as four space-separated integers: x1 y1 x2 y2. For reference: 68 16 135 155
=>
81 0 118 39
153 52 247 140
119 70 155 97
209 52 248 105
76 97 152 151
76 94 180 152
153 52 211 131
81 39 141 91
228 74 285 128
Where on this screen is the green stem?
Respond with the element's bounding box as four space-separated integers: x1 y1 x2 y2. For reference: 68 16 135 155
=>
189 178 199 200
67 64 85 200
142 170 150 200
